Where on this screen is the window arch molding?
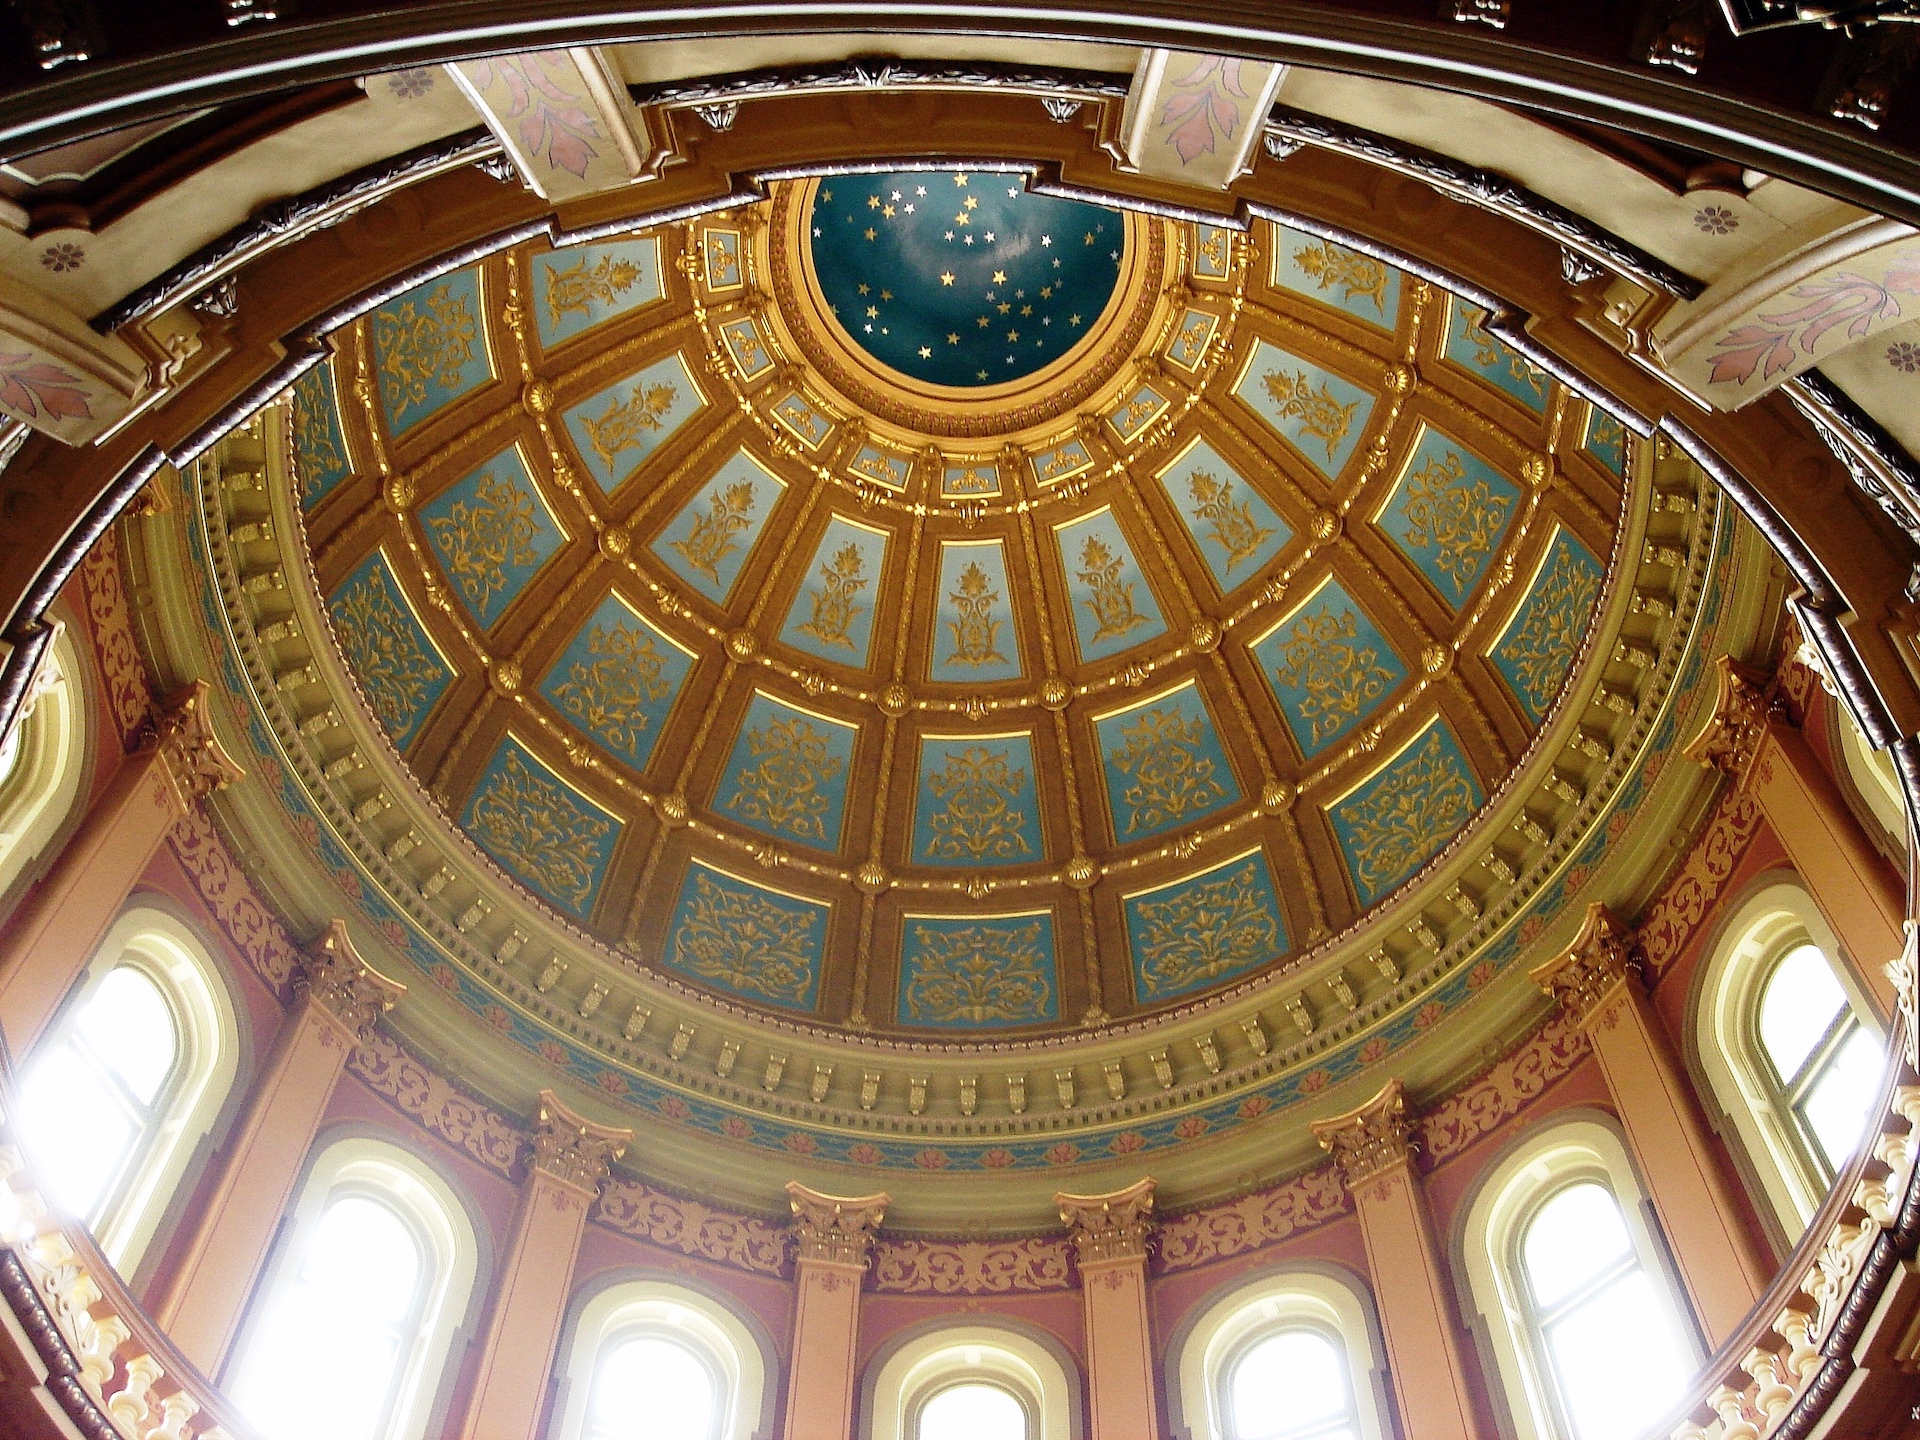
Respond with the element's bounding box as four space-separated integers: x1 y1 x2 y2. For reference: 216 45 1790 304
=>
225 1131 482 1440
861 1319 1080 1440
21 901 241 1274
1166 1262 1390 1440
552 1272 775 1440
1828 690 1909 864
1692 876 1887 1239
0 619 92 907
1457 1112 1701 1440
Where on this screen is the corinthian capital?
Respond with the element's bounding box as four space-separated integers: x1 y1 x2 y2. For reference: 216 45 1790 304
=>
150 680 245 803
1682 656 1775 786
531 1090 631 1197
1055 1177 1155 1265
1310 1079 1413 1188
1530 902 1637 1025
786 1181 890 1267
296 919 405 1041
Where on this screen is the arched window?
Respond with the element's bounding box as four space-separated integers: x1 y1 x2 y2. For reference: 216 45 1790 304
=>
0 625 88 905
17 908 238 1272
227 1138 478 1440
554 1280 770 1440
1171 1268 1389 1440
1697 883 1886 1239
866 1324 1077 1440
1462 1118 1700 1440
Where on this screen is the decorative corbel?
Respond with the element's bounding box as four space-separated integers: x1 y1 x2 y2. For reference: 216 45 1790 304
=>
1309 1079 1414 1189
785 1180 889 1268
149 681 246 806
1682 655 1776 788
1529 902 1639 1027
296 918 406 1042
530 1089 632 1198
1055 1176 1155 1265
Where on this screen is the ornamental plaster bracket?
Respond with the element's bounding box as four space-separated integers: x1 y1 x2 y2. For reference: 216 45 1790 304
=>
445 48 661 202
1308 1077 1414 1189
1055 1176 1155 1264
786 1180 890 1267
531 1088 632 1197
0 278 157 446
1111 51 1288 193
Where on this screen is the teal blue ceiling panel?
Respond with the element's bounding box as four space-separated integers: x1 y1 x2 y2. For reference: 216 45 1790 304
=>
780 514 891 669
1124 848 1286 1003
291 359 353 510
663 859 826 1011
1154 436 1290 594
897 910 1058 1028
419 444 567 630
929 538 1023 683
712 692 858 852
561 350 706 494
462 734 621 919
650 449 789 607
1490 526 1605 724
1374 424 1521 611
1249 576 1407 759
370 267 490 438
1443 296 1548 413
1268 223 1402 329
1329 719 1483 907
1233 338 1376 480
530 238 663 349
538 592 695 773
911 731 1045 868
1053 507 1166 663
1094 681 1241 844
326 549 452 750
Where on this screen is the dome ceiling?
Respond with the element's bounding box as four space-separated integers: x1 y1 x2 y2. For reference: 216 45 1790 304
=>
283 172 1630 1041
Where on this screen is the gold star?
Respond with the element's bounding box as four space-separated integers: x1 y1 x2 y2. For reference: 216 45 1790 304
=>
997 302 1011 314
955 213 970 226
1070 313 1083 325
940 271 955 286
1040 285 1053 299
864 227 876 241
977 316 990 328
947 333 960 344
866 305 879 318
955 173 970 186
857 282 871 295
1021 304 1032 316
1007 329 1020 342
919 345 932 358
963 196 979 211
991 269 1007 284
881 289 894 301
1084 231 1095 244
867 195 881 209
882 203 896 217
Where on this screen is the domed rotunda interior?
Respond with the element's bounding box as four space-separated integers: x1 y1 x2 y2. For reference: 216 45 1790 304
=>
0 10 1917 1440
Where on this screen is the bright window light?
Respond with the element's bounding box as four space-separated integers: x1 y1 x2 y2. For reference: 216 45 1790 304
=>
1758 944 1846 1080
920 1382 1026 1440
1521 1182 1689 1440
1800 1026 1882 1169
19 965 177 1225
1227 1329 1355 1440
1759 944 1884 1181
230 1194 423 1440
588 1336 719 1440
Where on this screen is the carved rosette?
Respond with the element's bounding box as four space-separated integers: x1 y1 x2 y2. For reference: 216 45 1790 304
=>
1309 1079 1414 1189
149 680 246 804
531 1089 632 1197
1055 1177 1156 1266
1529 902 1636 1026
1682 655 1775 787
296 918 406 1040
786 1180 890 1268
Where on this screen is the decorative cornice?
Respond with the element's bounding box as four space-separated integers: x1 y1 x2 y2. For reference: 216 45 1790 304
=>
1055 1176 1155 1265
531 1089 631 1196
1682 655 1776 785
786 1180 889 1267
1309 1079 1413 1188
1529 902 1637 1026
295 917 405 1040
148 680 244 803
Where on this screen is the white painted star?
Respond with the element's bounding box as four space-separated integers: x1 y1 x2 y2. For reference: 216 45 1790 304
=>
984 231 995 242
919 345 932 358
964 235 975 245
1007 185 1019 196
945 230 955 241
1041 234 1052 246
904 204 915 214
916 185 927 196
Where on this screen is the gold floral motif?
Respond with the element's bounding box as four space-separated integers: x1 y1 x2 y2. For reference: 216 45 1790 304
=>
946 466 997 495
579 382 678 473
1496 544 1601 716
903 921 1052 1024
542 252 643 327
798 543 869 650
1196 227 1230 274
924 746 1034 861
1131 862 1279 998
1269 604 1398 746
425 469 543 617
1462 310 1546 402
1398 449 1515 600
329 562 445 739
1185 469 1273 573
1171 313 1214 366
1341 729 1477 901
1259 369 1359 461
1292 239 1390 313
670 481 756 583
943 560 1008 669
724 715 844 843
374 281 478 421
468 749 610 911
1074 535 1150 644
670 873 817 1007
292 374 345 500
1107 704 1227 835
549 620 674 760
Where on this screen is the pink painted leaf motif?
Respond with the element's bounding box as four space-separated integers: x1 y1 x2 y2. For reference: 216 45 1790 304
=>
0 350 93 422
1158 56 1248 167
1707 259 1920 387
473 55 603 181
